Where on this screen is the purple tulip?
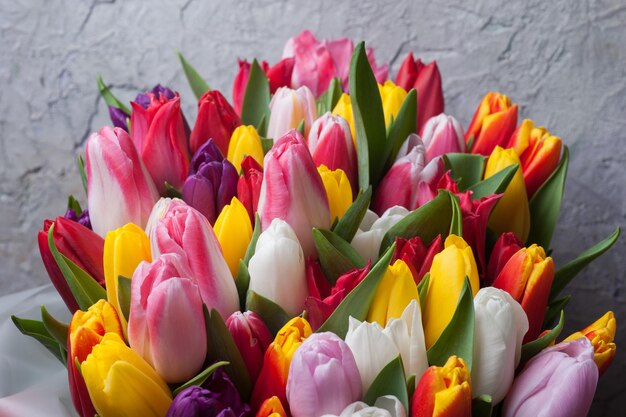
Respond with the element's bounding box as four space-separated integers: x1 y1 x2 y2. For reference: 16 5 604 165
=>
136 84 176 108
286 332 362 417
108 106 129 131
503 338 598 417
64 208 92 230
191 139 226 173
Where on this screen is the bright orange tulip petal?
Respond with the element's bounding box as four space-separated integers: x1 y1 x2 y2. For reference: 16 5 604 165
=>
256 396 288 417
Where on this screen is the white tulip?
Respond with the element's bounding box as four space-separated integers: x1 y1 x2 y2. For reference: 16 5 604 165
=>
351 206 409 261
321 395 406 417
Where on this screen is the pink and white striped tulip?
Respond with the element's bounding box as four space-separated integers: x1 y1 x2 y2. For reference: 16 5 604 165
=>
420 114 465 162
226 311 273 383
258 130 330 258
128 253 206 383
266 86 317 140
86 126 159 237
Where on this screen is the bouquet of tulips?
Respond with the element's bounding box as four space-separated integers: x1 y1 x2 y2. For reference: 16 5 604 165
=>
12 31 620 417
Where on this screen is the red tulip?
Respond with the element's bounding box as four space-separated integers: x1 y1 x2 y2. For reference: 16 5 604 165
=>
226 311 273 383
486 232 524 286
232 58 295 115
190 90 241 155
237 155 264 223
465 92 518 156
392 235 443 285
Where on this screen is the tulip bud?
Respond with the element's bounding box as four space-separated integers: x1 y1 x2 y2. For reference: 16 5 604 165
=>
367 259 419 327
308 113 357 191
150 199 240 319
257 396 288 417
267 86 317 140
267 58 296 94
563 311 616 375
190 90 242 155
81 333 172 417
351 206 409 262
129 92 190 193
86 126 159 236
509 119 563 198
484 146 530 242
379 81 408 127
486 232 524 286
128 254 207 383
227 125 265 173
472 288 529 404
391 235 442 285
502 338 598 417
287 332 362 417
411 356 472 417
214 197 253 276
326 396 406 417
318 165 353 221
251 317 312 410
493 244 555 343
332 94 356 143
466 92 518 156
419 114 465 162
237 156 264 222
190 139 226 172
258 130 330 258
108 106 129 131
63 207 92 229
226 311 273 383
248 218 308 316
423 235 479 348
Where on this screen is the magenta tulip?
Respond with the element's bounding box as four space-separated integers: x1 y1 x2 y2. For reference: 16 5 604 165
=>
420 114 465 161
226 311 273 383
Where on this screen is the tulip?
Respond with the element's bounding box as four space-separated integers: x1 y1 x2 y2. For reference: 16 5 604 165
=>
64 207 92 229
351 206 409 262
367 259 419 326
107 84 177 133
391 235 442 285
227 125 264 173
233 58 295 115
419 114 465 162
190 90 242 155
68 300 123 417
86 126 159 236
81 332 172 417
150 198 240 319
214 197 253 276
471 288 529 404
563 311 616 375
465 92 518 156
484 146 530 242
251 317 312 410
502 338 598 417
233 59 270 116
395 53 444 131
226 311 273 383
411 356 472 417
379 81 408 127
257 130 330 257
286 332 362 417
104 222 152 334
493 244 555 343
346 300 427 392
108 106 129 131
318 165 353 221
129 92 189 193
256 396 287 417
38 216 105 312
191 138 228 172
266 86 317 139
237 156 264 222
486 232 524 286
422 235 479 348
308 113 357 190
128 253 207 383
266 58 296 93
508 119 563 198
332 94 356 143
324 396 406 417
248 218 308 316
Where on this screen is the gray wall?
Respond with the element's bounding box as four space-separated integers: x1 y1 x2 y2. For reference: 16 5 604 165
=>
1 0 624 414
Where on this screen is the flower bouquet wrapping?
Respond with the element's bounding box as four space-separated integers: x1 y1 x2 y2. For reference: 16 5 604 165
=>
11 31 620 417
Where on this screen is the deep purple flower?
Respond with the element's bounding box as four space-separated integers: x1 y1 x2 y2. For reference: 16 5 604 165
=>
190 139 226 173
108 106 129 131
64 208 92 230
135 84 176 108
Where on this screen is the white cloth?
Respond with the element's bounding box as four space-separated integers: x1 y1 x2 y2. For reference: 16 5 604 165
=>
0 284 77 416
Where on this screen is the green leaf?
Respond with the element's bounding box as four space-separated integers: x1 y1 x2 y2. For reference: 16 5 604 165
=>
296 119 305 135
380 191 453 251
117 275 132 321
40 305 69 348
520 310 565 364
443 153 485 191
472 395 493 417
204 307 252 400
406 373 416 400
313 228 366 284
385 89 417 168
96 76 131 115
77 155 87 194
526 146 569 248
427 277 475 370
11 316 67 365
363 356 409 412
235 261 250 311
241 59 270 135
260 137 274 154
67 195 83 216
244 214 262 265
177 52 210 100
543 295 570 329
333 187 372 242
317 244 395 338
245 291 292 336
349 42 387 190
317 77 343 115
164 182 182 199
173 361 229 396
469 163 519 200
418 272 430 308
48 224 107 310
550 227 620 300
449 193 463 237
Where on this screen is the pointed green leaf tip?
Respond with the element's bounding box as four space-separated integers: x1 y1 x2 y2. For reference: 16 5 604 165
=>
177 51 210 100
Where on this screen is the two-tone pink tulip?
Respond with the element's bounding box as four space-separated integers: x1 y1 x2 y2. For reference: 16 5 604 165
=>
267 86 317 139
419 114 465 161
226 311 273 383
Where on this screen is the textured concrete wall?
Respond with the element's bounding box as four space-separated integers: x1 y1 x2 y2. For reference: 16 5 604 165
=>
1 0 624 414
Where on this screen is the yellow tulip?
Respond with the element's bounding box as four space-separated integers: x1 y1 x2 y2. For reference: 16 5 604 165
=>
423 235 479 348
227 125 265 173
367 259 419 327
378 81 408 127
214 196 253 276
332 93 356 145
81 333 172 417
484 146 531 242
564 311 616 375
317 165 353 222
104 223 151 335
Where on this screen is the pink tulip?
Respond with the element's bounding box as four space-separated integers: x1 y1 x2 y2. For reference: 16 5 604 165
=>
503 338 598 417
128 253 206 383
258 130 330 258
420 114 465 162
286 332 362 417
226 311 273 383
150 198 239 318
85 126 159 236
266 86 317 140
130 92 189 193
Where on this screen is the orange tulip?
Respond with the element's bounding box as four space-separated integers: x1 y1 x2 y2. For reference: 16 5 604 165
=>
466 92 518 156
564 311 616 375
256 396 288 417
